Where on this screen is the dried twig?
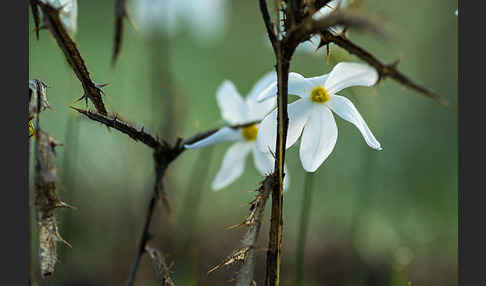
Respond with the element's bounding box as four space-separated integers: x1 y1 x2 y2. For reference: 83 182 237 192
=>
35 1 108 115
235 177 274 286
207 177 273 280
145 245 176 286
69 108 225 285
34 129 74 278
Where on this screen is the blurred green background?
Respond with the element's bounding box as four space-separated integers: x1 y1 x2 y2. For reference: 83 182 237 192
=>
29 0 457 285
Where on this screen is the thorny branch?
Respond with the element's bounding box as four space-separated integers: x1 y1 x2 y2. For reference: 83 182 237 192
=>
145 245 176 286
316 30 448 105
34 129 73 278
34 1 108 115
70 108 256 285
207 177 273 282
32 87 74 278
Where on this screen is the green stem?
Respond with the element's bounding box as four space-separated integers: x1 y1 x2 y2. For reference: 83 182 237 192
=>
293 172 315 286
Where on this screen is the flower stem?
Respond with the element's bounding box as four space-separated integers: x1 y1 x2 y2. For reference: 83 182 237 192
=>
293 172 315 286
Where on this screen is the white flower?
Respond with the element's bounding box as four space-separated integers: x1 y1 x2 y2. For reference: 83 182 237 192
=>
185 72 290 190
256 62 382 172
312 0 349 34
294 0 348 54
132 0 227 44
41 0 78 35
455 9 458 16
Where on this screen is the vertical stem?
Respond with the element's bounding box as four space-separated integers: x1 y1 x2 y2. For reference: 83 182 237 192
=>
293 172 315 286
126 150 169 286
265 50 290 286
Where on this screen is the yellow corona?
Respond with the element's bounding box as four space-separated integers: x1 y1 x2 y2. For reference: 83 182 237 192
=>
311 86 330 103
241 124 258 141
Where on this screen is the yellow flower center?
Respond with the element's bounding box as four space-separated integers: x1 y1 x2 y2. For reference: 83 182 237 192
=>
311 86 330 103
241 124 258 141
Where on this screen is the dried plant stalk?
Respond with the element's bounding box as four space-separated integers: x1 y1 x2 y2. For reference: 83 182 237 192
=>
34 129 73 278
207 177 273 285
145 245 176 286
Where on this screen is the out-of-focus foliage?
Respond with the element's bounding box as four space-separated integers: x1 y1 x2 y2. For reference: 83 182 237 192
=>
29 0 457 285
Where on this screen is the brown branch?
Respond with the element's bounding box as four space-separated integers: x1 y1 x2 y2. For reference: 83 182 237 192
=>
207 177 273 279
69 107 237 285
318 31 448 105
259 0 277 51
145 245 176 286
112 0 129 67
286 10 386 49
34 128 74 278
235 177 274 286
35 1 108 115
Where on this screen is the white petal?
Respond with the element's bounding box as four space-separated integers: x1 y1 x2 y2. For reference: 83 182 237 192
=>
216 80 249 125
312 1 335 21
211 142 252 191
283 164 290 191
252 145 275 175
324 62 378 95
307 73 330 87
256 108 277 153
42 0 78 35
327 95 382 150
257 72 314 102
184 127 241 149
256 99 312 153
299 106 338 172
252 146 290 191
246 72 278 121
247 72 278 101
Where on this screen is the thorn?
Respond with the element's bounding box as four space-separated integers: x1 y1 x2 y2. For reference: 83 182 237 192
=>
54 201 77 210
74 94 86 104
55 232 72 248
96 82 110 89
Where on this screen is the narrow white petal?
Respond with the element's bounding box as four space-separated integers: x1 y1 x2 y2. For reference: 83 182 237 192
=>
247 72 278 101
312 2 335 20
256 108 278 153
252 145 275 175
216 80 249 124
324 62 378 95
256 99 311 153
246 72 278 121
185 127 241 149
283 164 290 191
327 95 382 150
257 72 314 102
287 99 313 148
211 142 252 191
299 106 338 172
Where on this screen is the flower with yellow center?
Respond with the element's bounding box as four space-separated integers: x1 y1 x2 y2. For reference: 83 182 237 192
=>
257 62 382 172
185 72 289 190
241 124 258 141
